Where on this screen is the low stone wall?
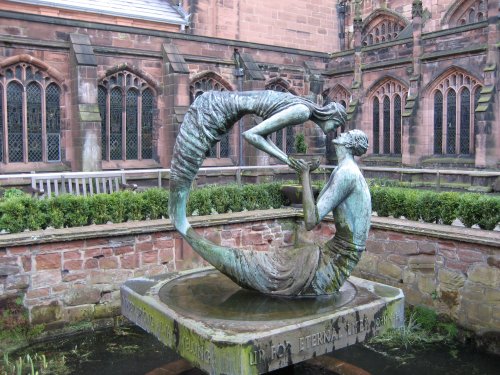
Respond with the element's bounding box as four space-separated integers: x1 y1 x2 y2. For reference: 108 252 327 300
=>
0 209 332 328
0 209 498 338
354 217 500 335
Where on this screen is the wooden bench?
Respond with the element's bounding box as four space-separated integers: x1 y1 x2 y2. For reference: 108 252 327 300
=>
30 171 138 198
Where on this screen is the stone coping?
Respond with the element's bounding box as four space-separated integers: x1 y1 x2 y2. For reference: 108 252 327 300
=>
1 208 499 248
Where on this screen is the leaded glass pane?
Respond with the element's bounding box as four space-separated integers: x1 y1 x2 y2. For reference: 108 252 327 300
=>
373 97 379 154
46 83 61 161
446 90 456 154
0 86 3 162
434 91 443 154
6 69 13 79
286 126 294 154
98 86 107 160
7 82 23 162
275 128 283 151
220 133 230 158
15 66 22 80
383 96 390 154
26 67 34 80
141 89 153 159
460 88 470 154
393 95 402 154
126 89 138 160
27 82 42 162
34 72 42 82
110 87 123 160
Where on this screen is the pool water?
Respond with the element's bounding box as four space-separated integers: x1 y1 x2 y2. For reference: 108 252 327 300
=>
11 325 500 375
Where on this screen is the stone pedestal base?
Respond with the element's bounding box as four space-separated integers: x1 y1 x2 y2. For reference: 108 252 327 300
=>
121 267 404 375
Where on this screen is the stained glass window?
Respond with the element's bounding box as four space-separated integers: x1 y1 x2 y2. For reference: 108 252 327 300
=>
434 91 443 154
373 97 380 154
99 72 155 162
7 82 23 162
1 63 63 165
126 89 138 160
383 96 390 154
446 90 457 154
393 95 402 154
110 87 123 160
460 88 470 154
46 83 61 161
141 88 153 159
0 86 3 162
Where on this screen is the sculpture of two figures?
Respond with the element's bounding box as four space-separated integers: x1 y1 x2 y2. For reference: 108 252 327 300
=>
169 90 371 296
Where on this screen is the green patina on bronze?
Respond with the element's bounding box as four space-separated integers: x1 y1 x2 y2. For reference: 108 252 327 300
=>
168 91 371 296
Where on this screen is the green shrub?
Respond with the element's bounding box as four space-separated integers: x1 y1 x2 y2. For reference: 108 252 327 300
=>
88 194 114 224
52 195 90 227
457 193 482 228
224 185 244 213
418 192 441 223
2 188 27 200
438 192 460 225
187 188 213 216
476 196 500 230
141 188 168 219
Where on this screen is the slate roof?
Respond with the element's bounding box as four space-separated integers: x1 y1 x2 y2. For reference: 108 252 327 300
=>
9 0 189 25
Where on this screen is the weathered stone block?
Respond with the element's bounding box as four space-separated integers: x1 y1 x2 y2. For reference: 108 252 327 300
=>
438 269 466 291
417 274 436 294
402 268 416 284
468 264 500 287
63 286 101 306
0 265 19 276
378 262 402 279
35 253 61 270
31 302 62 324
64 304 95 322
356 252 378 274
31 270 62 288
6 274 29 290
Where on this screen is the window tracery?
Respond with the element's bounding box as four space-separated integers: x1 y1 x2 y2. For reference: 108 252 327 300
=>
98 70 155 161
362 17 406 46
432 70 481 155
370 79 408 155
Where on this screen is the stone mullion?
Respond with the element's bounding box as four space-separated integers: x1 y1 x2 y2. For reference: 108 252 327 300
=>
443 91 449 155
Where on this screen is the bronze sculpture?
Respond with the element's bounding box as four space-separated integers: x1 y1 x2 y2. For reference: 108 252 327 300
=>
169 90 371 296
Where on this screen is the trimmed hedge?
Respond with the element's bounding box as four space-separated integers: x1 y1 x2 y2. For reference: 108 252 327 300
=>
0 183 286 234
370 186 500 230
0 183 498 233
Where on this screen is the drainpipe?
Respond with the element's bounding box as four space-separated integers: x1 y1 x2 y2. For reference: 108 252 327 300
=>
234 49 245 167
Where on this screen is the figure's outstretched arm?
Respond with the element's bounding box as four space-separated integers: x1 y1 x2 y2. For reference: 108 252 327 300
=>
290 159 354 230
243 104 310 165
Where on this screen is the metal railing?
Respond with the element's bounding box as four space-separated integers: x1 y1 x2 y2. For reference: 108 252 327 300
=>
0 165 498 191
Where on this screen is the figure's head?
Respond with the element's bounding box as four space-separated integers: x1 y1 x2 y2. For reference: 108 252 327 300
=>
310 101 347 134
333 129 369 156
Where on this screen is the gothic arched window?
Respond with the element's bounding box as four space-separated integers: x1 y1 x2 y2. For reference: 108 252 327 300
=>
370 79 407 155
0 63 61 164
432 70 480 155
190 75 231 159
446 0 489 27
98 71 155 161
362 14 407 46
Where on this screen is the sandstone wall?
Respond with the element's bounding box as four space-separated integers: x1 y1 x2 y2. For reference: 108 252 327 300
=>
0 211 498 336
